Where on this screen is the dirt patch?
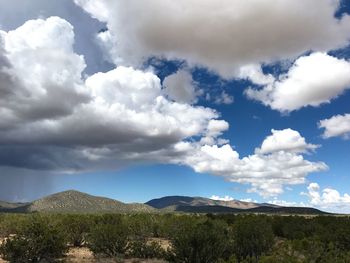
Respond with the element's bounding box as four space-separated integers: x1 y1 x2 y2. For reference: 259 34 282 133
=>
65 247 96 262
65 247 168 262
0 238 5 263
122 260 167 263
147 238 171 251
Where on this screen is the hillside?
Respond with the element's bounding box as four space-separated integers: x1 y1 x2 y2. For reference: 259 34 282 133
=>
1 190 155 213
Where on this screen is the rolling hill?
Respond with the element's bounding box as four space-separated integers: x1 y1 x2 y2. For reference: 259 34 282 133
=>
0 191 328 215
0 190 155 213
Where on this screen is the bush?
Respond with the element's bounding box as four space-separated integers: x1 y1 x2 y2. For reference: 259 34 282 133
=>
127 239 166 259
272 216 314 240
233 216 274 262
126 214 155 239
95 213 124 225
0 215 68 262
169 219 233 263
87 222 129 258
259 240 303 263
0 214 27 238
59 214 92 246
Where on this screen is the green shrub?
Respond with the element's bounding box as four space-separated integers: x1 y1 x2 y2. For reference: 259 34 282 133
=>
96 214 124 225
87 223 129 258
272 216 315 240
259 240 303 263
0 215 68 262
169 219 233 263
233 216 274 262
0 214 27 237
127 239 166 259
126 214 155 239
59 214 92 246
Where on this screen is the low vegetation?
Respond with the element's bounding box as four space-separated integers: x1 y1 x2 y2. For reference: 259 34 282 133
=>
0 215 67 262
0 213 349 262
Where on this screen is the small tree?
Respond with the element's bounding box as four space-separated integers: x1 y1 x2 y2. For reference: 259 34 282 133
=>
170 219 233 263
60 214 92 247
0 215 68 262
126 214 155 239
233 216 274 262
87 222 129 258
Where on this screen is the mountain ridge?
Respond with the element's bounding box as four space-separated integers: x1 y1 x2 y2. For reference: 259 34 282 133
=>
145 195 279 210
0 190 328 215
145 196 327 214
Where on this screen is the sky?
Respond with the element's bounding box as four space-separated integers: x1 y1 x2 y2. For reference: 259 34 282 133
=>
0 0 349 213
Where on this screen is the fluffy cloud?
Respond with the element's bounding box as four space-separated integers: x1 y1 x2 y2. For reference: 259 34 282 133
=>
267 199 305 207
0 17 328 198
177 129 327 197
258 129 319 154
246 53 350 112
319 113 350 139
163 70 199 104
74 0 350 78
214 91 234 105
210 195 234 202
304 183 350 212
199 120 229 146
239 64 274 86
211 195 258 203
0 17 221 172
0 17 89 128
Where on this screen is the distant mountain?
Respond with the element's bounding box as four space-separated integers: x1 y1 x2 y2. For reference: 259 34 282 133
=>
146 196 328 215
247 206 328 215
174 205 327 215
0 191 328 215
0 201 29 213
146 196 275 211
0 190 155 213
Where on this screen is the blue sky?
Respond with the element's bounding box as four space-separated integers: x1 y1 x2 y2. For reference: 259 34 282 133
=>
0 0 349 213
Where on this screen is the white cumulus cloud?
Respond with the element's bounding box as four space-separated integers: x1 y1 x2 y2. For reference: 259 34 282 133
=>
246 53 350 112
319 113 350 139
177 129 327 197
258 129 319 154
304 182 350 212
210 195 234 202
